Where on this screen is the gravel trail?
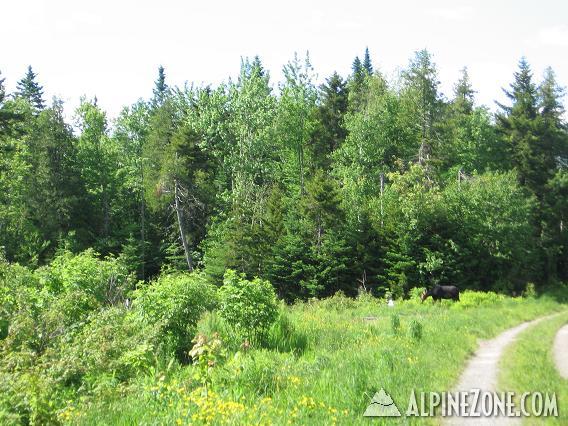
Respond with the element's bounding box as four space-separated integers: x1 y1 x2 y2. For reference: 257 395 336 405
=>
442 317 550 426
553 323 568 379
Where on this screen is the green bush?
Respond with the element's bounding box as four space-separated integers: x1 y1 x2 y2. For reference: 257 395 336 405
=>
318 290 358 311
37 249 134 305
408 319 423 340
409 287 426 302
52 307 159 385
266 311 308 355
391 313 401 334
523 282 537 298
217 349 294 396
217 270 278 343
0 261 41 340
134 271 217 359
451 290 506 309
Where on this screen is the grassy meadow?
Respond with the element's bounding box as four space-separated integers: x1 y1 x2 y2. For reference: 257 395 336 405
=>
66 291 565 425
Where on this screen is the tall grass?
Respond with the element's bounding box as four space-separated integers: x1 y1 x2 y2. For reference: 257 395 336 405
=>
72 293 564 425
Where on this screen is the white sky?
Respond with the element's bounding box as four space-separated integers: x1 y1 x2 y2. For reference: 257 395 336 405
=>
2 0 568 119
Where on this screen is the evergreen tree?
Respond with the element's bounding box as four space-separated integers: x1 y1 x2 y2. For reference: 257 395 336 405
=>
16 66 45 110
352 56 364 85
538 67 567 178
538 67 568 280
496 58 546 195
402 50 442 170
440 67 502 172
152 65 169 107
25 100 88 261
311 72 348 168
453 67 475 114
362 47 373 75
349 56 368 111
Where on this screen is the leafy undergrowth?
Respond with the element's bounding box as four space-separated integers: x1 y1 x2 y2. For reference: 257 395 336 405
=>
70 293 565 425
499 311 568 425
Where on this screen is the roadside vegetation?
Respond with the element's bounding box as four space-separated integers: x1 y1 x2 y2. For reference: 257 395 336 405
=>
1 250 565 425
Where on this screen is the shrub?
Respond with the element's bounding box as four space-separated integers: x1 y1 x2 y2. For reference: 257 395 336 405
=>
318 290 357 311
38 249 134 305
266 311 308 355
0 261 41 340
391 313 401 334
52 307 159 385
217 270 278 343
217 349 294 396
134 271 217 359
408 319 423 340
197 311 241 352
451 290 506 309
409 287 426 301
523 282 537 298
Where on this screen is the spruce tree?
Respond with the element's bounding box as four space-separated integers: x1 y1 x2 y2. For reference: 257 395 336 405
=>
363 47 373 75
538 67 568 280
312 72 348 168
402 50 442 169
152 65 169 107
352 56 364 85
453 67 475 114
349 56 368 111
496 58 545 195
16 65 45 110
538 67 566 174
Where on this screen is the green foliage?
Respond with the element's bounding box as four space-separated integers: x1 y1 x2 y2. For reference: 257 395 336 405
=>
217 270 278 343
15 65 44 111
265 310 308 355
2 50 568 426
54 307 159 384
188 333 225 391
523 282 537 298
134 272 217 359
39 249 134 304
390 313 401 334
451 290 506 309
408 319 423 340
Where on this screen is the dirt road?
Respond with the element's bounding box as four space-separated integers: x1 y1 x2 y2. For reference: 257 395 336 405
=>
553 323 568 379
443 317 549 426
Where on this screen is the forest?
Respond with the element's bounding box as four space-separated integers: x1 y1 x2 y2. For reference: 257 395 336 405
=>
0 48 567 423
1 49 567 296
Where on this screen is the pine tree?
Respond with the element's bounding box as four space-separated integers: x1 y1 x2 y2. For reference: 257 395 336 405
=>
363 47 373 75
25 99 88 261
16 65 45 110
312 72 348 168
496 58 545 195
402 50 442 170
538 67 568 280
152 65 169 107
538 67 566 172
453 67 475 114
443 67 501 172
352 56 364 84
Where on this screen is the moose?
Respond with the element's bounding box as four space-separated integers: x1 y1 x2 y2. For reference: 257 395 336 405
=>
420 285 460 302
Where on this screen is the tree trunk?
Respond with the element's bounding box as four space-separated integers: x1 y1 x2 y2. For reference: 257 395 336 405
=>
140 191 146 280
174 180 193 271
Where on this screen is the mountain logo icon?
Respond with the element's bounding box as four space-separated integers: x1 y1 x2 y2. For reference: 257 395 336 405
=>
363 388 402 417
